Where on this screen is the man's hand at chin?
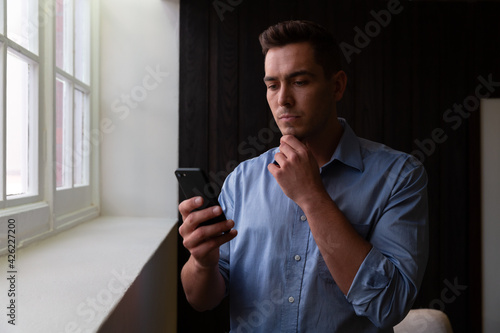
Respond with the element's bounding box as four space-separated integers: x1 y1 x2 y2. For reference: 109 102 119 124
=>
267 135 328 207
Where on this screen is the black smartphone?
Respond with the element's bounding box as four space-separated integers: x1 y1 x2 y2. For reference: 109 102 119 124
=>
175 168 227 227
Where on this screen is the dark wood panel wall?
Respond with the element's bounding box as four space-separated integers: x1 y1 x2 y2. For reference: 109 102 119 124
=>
179 1 500 332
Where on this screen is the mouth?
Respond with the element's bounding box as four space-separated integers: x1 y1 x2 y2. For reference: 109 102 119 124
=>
278 114 300 121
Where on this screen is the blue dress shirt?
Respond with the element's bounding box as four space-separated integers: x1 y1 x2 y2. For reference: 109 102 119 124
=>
218 118 429 333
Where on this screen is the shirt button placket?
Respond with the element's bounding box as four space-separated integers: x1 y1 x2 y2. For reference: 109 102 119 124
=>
281 208 310 332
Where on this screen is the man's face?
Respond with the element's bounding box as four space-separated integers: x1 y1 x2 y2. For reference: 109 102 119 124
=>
264 42 343 141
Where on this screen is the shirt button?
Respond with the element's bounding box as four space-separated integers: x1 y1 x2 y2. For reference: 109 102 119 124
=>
294 255 301 261
288 296 295 303
300 215 307 221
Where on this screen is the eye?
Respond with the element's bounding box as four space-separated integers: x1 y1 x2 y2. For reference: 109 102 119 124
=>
294 80 307 87
267 83 278 90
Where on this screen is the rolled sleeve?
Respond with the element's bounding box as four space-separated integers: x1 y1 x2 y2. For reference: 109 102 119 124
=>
346 160 429 329
346 248 400 328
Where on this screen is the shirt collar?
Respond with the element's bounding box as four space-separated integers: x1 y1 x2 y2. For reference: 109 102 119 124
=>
322 118 364 172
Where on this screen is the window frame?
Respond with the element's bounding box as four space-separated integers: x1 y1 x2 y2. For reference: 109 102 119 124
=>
0 0 99 253
54 70 92 191
0 2 42 209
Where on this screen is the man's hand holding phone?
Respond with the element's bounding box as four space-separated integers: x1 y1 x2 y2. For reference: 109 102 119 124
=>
178 196 237 269
178 196 236 311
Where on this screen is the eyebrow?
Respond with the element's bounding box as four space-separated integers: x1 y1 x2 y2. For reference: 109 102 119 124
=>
263 70 316 82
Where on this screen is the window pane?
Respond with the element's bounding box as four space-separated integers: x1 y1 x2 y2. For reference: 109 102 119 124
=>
75 0 90 83
6 50 37 197
73 88 89 186
7 0 38 54
56 0 73 73
0 0 5 36
56 77 72 189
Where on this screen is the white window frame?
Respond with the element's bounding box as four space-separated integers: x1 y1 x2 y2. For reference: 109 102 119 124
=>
0 0 99 254
1 0 41 208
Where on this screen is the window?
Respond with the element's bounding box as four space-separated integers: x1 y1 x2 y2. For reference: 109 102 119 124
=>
56 0 90 190
6 50 39 199
0 0 98 253
1 0 40 205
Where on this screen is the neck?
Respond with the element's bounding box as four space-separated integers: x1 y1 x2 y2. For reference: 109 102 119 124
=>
303 119 343 167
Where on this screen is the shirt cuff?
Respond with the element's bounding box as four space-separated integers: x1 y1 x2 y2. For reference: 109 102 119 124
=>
345 247 394 309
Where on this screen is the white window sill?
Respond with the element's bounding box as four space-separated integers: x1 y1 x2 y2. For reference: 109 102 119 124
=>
0 216 177 333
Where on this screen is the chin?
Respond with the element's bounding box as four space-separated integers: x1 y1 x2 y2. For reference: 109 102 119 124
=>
281 131 306 141
280 126 298 136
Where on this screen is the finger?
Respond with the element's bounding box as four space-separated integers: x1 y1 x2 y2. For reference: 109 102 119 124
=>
179 196 204 220
190 229 238 259
280 135 304 151
274 151 287 166
280 137 310 163
278 141 295 159
206 229 238 250
268 162 279 177
182 205 225 233
183 219 235 250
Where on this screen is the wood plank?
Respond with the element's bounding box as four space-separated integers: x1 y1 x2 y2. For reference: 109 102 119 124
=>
237 0 273 163
208 2 240 187
352 0 386 143
381 2 414 153
179 0 210 170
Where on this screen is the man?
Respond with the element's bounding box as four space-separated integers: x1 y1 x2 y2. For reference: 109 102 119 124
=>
179 20 428 332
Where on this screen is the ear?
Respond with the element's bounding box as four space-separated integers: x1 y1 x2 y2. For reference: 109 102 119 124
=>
332 70 347 102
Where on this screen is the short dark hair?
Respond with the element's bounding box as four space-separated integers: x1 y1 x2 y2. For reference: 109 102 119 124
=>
259 20 342 78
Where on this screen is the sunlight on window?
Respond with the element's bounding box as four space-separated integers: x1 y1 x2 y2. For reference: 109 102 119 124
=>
55 0 91 190
74 88 90 186
6 0 38 54
75 0 90 83
0 0 4 36
56 77 71 189
56 0 73 73
6 50 35 197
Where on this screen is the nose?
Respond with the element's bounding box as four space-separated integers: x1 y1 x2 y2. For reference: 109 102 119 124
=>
278 84 294 107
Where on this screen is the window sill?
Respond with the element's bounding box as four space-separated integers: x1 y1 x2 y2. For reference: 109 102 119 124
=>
0 216 177 332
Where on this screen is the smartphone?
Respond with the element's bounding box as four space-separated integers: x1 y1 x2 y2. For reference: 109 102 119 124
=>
175 168 227 227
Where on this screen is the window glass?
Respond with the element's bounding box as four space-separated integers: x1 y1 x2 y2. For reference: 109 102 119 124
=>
6 50 37 197
56 0 73 73
74 0 90 83
0 0 4 36
7 0 39 54
73 88 89 186
56 76 71 189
